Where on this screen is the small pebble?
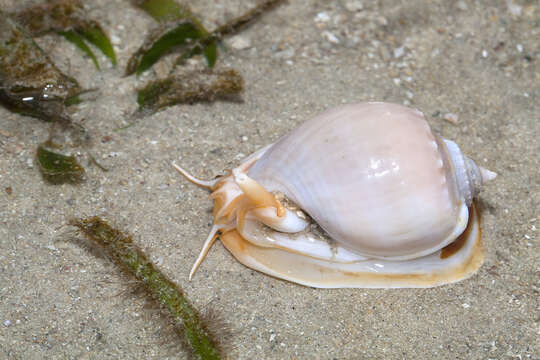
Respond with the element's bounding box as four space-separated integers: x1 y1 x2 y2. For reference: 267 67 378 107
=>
229 35 251 50
274 48 295 59
506 0 522 16
456 1 468 10
344 0 364 12
152 61 170 79
482 50 488 58
315 12 330 23
443 113 459 124
393 46 405 58
322 31 340 44
110 34 121 45
154 256 163 266
4 320 11 326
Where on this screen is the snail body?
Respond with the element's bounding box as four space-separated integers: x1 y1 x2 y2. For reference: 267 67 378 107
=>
174 102 496 288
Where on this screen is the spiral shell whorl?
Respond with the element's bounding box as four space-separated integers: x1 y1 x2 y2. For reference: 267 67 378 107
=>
443 139 496 206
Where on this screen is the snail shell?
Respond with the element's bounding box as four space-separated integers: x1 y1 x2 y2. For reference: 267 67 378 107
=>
174 102 496 288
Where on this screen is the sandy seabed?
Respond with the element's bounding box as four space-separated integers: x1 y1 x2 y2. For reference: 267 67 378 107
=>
1 0 538 359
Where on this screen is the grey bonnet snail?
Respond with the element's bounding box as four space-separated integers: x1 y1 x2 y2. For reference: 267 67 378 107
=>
174 102 496 288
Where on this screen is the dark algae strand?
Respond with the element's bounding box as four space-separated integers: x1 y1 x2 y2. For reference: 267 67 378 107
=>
126 0 286 75
137 68 244 114
13 0 116 68
70 217 222 360
36 144 85 184
0 14 82 124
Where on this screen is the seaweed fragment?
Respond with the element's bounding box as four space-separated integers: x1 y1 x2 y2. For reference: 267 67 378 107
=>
126 0 285 75
69 217 222 360
137 69 243 113
75 21 117 67
210 0 287 39
58 30 101 69
172 0 286 68
13 0 116 68
126 21 207 76
133 0 194 23
37 143 85 184
88 153 109 172
12 0 82 35
126 0 214 75
125 0 284 76
0 14 83 125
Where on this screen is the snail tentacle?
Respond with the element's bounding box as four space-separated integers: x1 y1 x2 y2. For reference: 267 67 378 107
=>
189 224 231 280
172 162 219 190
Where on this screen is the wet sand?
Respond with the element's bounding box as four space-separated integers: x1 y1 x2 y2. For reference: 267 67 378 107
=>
1 0 538 358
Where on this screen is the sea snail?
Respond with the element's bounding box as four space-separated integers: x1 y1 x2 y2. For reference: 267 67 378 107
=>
174 102 496 288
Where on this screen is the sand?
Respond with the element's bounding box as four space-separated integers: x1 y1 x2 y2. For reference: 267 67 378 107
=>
1 0 538 359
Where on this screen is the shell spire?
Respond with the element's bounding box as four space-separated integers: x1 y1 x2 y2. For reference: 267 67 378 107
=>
444 139 497 206
479 166 497 183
